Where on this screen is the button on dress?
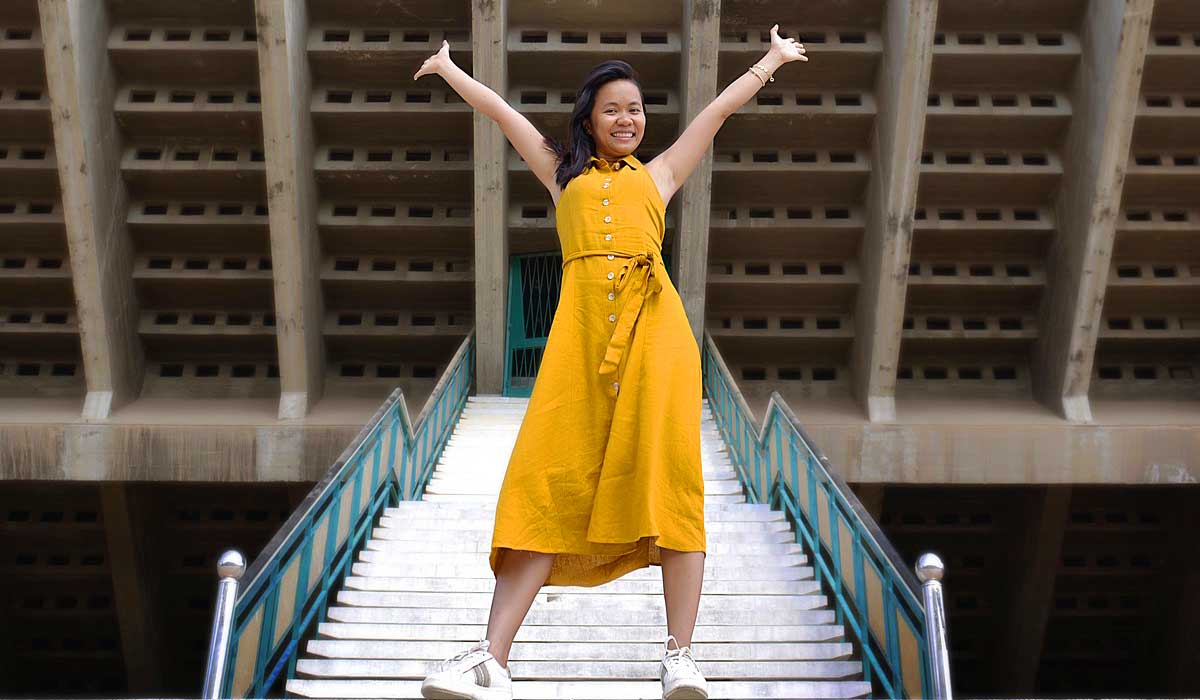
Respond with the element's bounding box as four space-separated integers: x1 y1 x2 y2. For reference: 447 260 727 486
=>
488 153 707 588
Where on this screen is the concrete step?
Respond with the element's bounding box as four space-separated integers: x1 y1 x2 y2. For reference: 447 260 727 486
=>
305 638 855 661
295 657 864 680
340 576 823 596
335 590 828 613
419 492 749 504
324 604 835 627
362 539 804 557
287 678 872 698
423 476 745 496
315 622 849 643
383 501 777 517
368 525 793 543
375 519 793 535
357 550 810 570
351 561 815 582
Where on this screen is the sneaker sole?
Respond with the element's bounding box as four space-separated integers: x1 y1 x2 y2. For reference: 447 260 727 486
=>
663 683 709 699
420 677 511 700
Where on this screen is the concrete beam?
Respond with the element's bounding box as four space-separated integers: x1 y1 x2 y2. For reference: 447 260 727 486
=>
254 0 326 419
676 0 721 346
993 486 1071 694
100 483 162 692
851 0 938 422
1032 0 1154 422
471 0 508 394
38 0 144 418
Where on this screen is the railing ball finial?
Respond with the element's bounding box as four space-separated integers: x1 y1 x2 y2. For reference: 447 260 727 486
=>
915 552 945 582
217 549 246 580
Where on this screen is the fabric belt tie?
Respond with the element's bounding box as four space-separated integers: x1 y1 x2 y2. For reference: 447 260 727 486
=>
562 248 664 398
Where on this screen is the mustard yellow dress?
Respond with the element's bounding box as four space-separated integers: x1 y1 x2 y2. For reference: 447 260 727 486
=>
488 153 707 587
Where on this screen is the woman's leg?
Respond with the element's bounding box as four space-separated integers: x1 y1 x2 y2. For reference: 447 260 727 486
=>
485 548 555 667
660 547 705 647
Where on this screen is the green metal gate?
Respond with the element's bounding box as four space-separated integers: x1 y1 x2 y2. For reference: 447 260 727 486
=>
503 245 673 397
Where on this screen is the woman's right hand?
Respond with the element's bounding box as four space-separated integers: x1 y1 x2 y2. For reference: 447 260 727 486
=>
414 39 452 80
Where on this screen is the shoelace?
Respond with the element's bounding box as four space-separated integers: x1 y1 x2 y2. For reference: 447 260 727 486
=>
442 639 489 670
662 635 700 676
663 645 699 674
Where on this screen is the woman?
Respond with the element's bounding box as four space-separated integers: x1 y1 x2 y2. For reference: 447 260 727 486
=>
413 25 806 700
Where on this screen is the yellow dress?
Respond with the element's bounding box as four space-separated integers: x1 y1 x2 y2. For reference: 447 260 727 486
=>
488 153 707 587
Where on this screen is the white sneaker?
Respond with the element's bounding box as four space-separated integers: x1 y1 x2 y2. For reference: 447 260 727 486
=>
420 638 513 700
660 633 708 699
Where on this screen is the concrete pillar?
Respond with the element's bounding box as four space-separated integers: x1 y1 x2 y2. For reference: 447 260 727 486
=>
254 0 326 418
471 0 509 393
100 483 162 692
851 0 938 422
38 0 144 419
1032 0 1153 422
994 486 1071 694
676 0 721 346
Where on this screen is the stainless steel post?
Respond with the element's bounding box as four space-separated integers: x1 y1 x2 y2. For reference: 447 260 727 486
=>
916 552 953 700
202 550 246 699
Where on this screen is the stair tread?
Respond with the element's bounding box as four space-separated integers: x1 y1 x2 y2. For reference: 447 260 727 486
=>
287 678 872 699
286 396 867 699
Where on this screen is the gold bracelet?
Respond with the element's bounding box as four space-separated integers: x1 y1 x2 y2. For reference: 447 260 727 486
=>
747 66 766 87
750 63 775 83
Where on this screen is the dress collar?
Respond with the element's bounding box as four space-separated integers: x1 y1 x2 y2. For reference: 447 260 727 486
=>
588 153 639 171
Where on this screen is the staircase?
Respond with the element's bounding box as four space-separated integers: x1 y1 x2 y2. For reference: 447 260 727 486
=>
286 395 872 699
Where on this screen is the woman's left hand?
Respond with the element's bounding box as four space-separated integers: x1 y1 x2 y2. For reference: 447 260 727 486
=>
769 23 808 62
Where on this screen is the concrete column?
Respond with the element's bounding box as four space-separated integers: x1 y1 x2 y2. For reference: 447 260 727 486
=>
100 483 162 692
38 0 144 419
851 0 938 422
254 0 326 418
471 0 509 393
993 486 1071 694
675 0 721 346
1032 0 1153 422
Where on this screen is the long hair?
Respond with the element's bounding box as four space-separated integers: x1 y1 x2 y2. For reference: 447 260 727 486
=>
540 59 645 190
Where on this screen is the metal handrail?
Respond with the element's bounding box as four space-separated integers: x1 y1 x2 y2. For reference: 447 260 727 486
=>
701 329 952 698
202 550 245 699
917 554 953 700
203 329 475 698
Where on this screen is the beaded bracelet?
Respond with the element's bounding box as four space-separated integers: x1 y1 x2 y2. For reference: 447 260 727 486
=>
747 63 774 86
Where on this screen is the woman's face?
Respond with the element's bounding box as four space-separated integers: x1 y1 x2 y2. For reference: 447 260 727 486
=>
586 79 645 160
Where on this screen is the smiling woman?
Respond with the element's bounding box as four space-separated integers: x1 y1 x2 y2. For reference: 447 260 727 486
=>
413 26 807 700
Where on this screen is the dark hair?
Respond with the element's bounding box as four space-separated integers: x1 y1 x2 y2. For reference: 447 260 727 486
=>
540 59 645 190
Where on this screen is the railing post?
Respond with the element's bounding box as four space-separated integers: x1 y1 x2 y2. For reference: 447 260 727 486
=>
202 550 246 699
916 552 953 700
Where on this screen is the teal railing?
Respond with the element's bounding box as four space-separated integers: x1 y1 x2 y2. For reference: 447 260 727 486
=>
504 244 674 397
212 329 475 698
701 330 931 699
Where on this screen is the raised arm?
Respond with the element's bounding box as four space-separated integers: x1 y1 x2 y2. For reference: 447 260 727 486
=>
648 24 807 203
415 41 561 199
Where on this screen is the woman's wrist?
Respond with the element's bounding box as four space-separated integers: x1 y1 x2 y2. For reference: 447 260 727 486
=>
756 51 785 74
